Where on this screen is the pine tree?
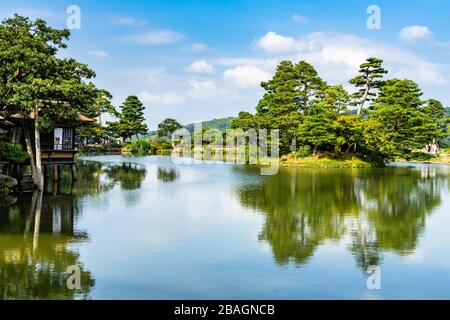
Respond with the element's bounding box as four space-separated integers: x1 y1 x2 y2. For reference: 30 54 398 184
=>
294 60 326 115
297 86 346 154
422 99 448 144
349 57 388 115
255 60 325 153
364 79 436 160
117 96 148 141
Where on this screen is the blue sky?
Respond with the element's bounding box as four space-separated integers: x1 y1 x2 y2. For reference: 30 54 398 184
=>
1 0 450 128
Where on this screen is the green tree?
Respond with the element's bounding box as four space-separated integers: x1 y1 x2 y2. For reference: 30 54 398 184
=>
349 57 388 115
112 96 148 141
231 112 258 131
0 132 28 163
333 114 364 153
294 60 326 115
77 89 116 145
0 15 104 190
422 99 448 144
364 79 436 161
157 118 182 140
256 61 303 153
297 86 348 154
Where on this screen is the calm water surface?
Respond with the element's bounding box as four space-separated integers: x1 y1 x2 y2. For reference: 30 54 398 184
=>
1 155 450 299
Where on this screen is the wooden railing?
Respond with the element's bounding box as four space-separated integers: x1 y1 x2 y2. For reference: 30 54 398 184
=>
41 143 76 151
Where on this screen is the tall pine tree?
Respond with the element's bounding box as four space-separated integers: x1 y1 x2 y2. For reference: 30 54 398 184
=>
116 96 148 141
364 79 437 160
349 57 388 115
297 85 347 154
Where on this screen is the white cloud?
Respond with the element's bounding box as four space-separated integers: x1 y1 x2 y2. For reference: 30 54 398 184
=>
224 65 271 88
88 49 109 59
399 25 432 42
184 43 211 53
254 31 313 54
139 91 185 105
109 15 148 26
292 14 308 23
122 30 184 45
187 79 217 98
186 60 215 74
252 31 449 86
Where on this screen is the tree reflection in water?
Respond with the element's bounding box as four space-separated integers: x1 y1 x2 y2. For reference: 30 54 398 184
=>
157 167 179 183
236 166 449 272
0 160 147 299
0 191 94 299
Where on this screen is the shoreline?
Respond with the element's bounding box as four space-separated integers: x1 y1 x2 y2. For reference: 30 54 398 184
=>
77 150 450 169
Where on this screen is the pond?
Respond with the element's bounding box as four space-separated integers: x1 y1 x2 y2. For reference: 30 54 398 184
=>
1 155 450 299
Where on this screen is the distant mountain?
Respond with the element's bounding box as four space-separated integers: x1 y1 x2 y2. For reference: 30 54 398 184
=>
184 117 235 133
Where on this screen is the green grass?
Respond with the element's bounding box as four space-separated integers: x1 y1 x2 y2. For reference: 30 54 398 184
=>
280 153 374 168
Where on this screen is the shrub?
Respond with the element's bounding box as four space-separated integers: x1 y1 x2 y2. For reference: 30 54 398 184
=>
0 134 28 163
296 145 312 158
127 138 155 155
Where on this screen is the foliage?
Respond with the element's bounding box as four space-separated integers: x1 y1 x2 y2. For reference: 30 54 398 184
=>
295 145 312 158
0 133 28 163
107 96 148 141
157 118 182 140
125 138 155 155
364 79 440 161
0 15 105 128
297 85 347 154
229 57 448 164
349 57 388 114
231 112 258 131
185 117 235 133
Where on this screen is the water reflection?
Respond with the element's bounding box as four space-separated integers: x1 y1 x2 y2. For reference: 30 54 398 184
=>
157 167 179 183
0 160 148 299
0 191 94 299
236 166 449 271
1 158 450 299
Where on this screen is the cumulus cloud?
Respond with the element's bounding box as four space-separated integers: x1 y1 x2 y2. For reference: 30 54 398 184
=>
255 31 302 54
399 25 432 42
254 31 318 54
186 60 215 74
122 30 183 45
187 79 218 98
224 65 271 88
139 91 185 105
88 49 109 58
251 31 449 86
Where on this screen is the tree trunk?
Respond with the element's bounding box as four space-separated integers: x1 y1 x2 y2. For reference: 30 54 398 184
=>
313 144 318 156
23 121 38 182
32 190 43 253
357 81 370 116
34 105 44 191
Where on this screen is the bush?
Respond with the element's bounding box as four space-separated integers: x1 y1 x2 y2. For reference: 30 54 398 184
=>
0 134 28 163
127 138 155 155
296 145 312 158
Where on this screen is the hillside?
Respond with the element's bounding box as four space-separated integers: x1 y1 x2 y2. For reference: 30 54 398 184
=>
184 117 235 133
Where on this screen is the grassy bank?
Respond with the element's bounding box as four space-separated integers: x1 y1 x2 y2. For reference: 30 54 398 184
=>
279 154 374 168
